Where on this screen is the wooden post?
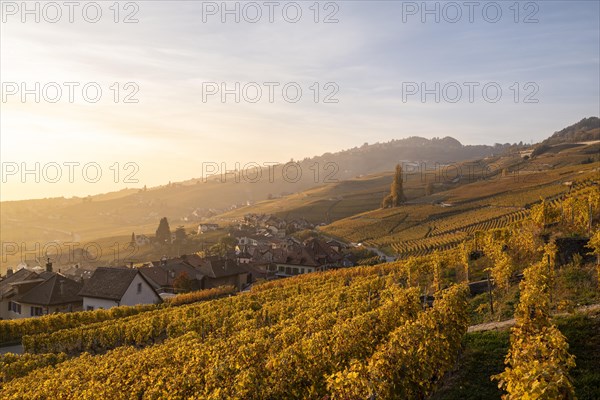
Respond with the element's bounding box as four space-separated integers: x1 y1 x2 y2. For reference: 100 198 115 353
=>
589 199 593 235
561 198 564 223
547 254 553 305
486 270 494 315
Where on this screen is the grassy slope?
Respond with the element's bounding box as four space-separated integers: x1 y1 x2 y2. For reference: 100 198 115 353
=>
430 309 600 400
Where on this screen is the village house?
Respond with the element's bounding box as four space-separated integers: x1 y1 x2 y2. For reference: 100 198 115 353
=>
267 243 321 277
152 254 253 291
194 256 251 291
197 223 219 234
288 218 313 231
236 247 253 264
0 264 83 320
236 236 262 247
1 268 41 320
140 258 204 294
326 239 348 253
246 245 276 265
61 265 95 283
303 238 343 268
79 267 162 311
8 274 83 319
134 234 151 247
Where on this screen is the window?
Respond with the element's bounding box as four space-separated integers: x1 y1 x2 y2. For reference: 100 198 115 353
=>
137 282 142 294
30 306 43 317
9 302 21 314
86 306 94 311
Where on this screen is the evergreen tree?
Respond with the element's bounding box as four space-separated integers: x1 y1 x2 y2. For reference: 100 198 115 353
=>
382 164 406 208
174 226 187 243
156 217 171 245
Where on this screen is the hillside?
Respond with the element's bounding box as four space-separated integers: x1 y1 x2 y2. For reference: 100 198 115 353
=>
0 122 599 399
1 119 597 273
542 117 600 145
321 142 599 257
214 119 598 229
0 136 508 272
0 135 503 228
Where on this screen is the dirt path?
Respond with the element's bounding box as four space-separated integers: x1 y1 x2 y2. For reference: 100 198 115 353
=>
0 344 23 355
468 303 600 333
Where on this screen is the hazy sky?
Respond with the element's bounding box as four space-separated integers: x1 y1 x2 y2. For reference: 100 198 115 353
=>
1 0 599 201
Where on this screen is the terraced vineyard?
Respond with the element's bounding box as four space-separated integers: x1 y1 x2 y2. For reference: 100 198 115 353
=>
324 164 599 258
0 265 469 399
390 231 469 258
366 206 531 258
388 180 597 258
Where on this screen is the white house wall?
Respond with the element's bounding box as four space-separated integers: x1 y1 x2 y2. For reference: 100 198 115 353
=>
83 297 119 311
120 274 161 306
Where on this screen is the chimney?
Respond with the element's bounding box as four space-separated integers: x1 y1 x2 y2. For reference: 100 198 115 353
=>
46 258 53 273
7 268 13 277
59 280 64 296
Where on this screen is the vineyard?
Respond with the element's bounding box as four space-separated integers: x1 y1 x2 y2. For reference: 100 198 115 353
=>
0 285 236 346
372 179 598 258
323 162 598 257
0 263 470 399
493 244 578 399
2 211 598 398
0 148 598 398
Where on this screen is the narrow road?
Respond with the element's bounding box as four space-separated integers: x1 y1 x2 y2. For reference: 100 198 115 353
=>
0 344 23 355
468 303 600 333
363 246 396 263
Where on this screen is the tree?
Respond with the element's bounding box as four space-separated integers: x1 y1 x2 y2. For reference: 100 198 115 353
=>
425 181 435 196
173 272 194 292
209 236 237 257
382 164 406 208
156 217 171 245
174 226 187 243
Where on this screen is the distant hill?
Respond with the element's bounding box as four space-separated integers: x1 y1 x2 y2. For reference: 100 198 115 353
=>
542 117 600 145
0 118 594 272
302 136 504 180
